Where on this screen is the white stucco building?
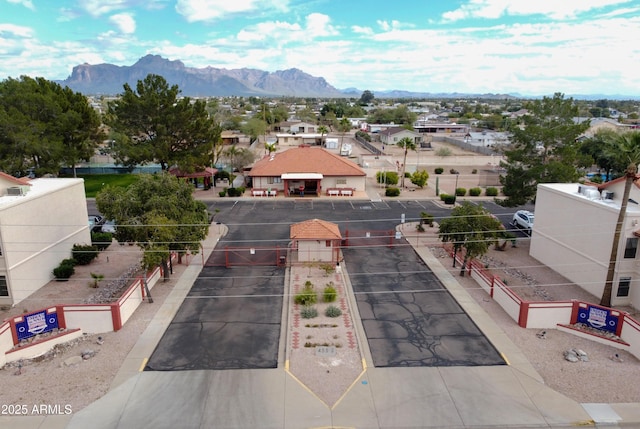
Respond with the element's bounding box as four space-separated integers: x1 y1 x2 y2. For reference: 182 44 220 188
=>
0 173 90 307
530 180 640 308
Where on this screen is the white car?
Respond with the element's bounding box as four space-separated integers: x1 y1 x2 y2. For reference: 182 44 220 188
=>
512 210 534 235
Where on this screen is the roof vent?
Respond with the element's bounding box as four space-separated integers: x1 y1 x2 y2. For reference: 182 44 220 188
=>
6 186 25 196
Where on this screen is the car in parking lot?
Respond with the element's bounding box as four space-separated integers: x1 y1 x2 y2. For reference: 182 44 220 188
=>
101 219 117 234
511 210 534 235
88 215 105 232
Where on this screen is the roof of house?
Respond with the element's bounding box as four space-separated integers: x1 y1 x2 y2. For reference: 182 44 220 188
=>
169 166 217 178
249 146 366 177
290 218 342 240
0 171 32 186
379 127 418 137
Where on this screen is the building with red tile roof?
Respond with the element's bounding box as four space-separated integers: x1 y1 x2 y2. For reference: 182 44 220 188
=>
249 145 366 197
290 218 342 262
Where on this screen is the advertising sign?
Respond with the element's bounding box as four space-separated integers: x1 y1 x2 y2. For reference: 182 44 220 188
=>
15 309 59 341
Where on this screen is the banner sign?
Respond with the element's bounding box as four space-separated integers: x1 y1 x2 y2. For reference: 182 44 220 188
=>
15 309 59 341
576 304 620 334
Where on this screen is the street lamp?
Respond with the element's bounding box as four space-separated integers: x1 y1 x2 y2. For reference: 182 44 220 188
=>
453 172 459 203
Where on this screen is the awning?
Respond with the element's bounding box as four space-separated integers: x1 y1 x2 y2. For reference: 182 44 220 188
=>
169 166 217 178
281 173 323 180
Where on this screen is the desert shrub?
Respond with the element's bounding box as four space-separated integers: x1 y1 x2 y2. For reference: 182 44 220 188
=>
435 147 452 157
442 194 456 205
319 263 335 276
294 282 317 305
53 259 76 279
72 244 99 265
91 232 113 251
434 167 444 174
323 283 337 302
375 171 399 185
419 212 434 227
385 187 400 197
355 130 371 141
404 172 411 178
440 193 449 201
469 187 482 196
411 170 429 188
301 306 318 319
486 187 499 196
416 224 425 232
218 189 227 197
472 168 478 174
455 187 466 196
449 168 459 174
325 305 342 318
227 187 246 197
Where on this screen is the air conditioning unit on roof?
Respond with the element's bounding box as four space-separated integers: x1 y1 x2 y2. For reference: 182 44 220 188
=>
6 186 25 196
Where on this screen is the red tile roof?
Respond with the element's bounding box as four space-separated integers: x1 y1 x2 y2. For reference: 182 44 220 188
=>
290 218 342 240
249 146 365 177
0 171 31 186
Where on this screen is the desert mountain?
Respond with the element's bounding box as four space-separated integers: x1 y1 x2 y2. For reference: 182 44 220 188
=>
59 54 344 97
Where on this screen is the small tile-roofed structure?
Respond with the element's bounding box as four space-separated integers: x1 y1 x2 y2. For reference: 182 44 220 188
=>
290 218 342 263
249 145 365 197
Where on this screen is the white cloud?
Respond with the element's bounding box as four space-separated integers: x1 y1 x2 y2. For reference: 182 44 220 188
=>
442 0 633 22
351 25 373 36
110 13 136 34
0 23 35 38
7 0 35 10
175 0 290 23
81 0 129 17
305 13 338 38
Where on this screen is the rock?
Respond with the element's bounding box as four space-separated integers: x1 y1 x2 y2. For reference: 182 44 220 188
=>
81 349 96 360
573 348 589 362
563 350 579 362
536 330 546 339
610 353 624 363
64 355 83 366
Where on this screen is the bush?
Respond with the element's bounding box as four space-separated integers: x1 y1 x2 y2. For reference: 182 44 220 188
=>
294 282 317 305
91 232 113 251
455 187 466 196
411 170 429 188
442 194 456 205
325 305 342 318
435 147 452 157
486 187 499 196
434 167 444 174
385 187 400 197
227 187 246 197
323 283 337 302
53 259 76 279
301 306 318 319
440 193 449 201
419 212 434 227
469 187 482 196
355 130 371 141
376 171 399 185
218 189 227 197
472 168 478 174
404 172 411 178
450 168 459 174
72 244 99 265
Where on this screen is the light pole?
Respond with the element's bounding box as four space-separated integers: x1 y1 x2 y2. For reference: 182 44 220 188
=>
453 172 459 203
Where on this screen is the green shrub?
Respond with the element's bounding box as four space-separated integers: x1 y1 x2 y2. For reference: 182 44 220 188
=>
301 305 318 319
355 130 371 141
435 147 452 157
486 187 499 196
53 259 76 279
442 194 456 205
91 232 113 251
325 305 342 318
434 167 444 174
72 244 99 265
472 168 478 174
440 193 449 201
469 187 482 196
455 187 466 196
227 187 246 197
450 168 459 174
416 224 425 232
319 263 335 276
323 283 337 302
411 170 429 188
385 187 400 197
218 190 227 197
404 172 411 178
376 171 399 185
419 212 434 227
294 283 317 305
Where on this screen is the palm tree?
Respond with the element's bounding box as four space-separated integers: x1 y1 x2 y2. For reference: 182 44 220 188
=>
318 125 329 147
601 131 640 307
397 137 417 188
338 117 351 154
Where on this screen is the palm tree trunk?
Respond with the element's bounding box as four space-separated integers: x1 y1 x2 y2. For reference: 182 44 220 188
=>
601 167 636 307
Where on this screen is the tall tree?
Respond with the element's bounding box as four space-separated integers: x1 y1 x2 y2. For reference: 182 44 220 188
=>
338 117 351 154
600 131 640 307
499 93 590 206
106 74 220 173
396 137 417 188
0 76 102 176
438 202 504 275
318 125 329 147
359 90 375 105
96 174 209 279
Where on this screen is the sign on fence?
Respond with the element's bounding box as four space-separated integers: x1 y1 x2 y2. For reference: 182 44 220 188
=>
15 309 59 341
576 303 620 334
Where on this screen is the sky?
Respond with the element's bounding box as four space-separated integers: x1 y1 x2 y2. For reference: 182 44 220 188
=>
1 0 640 96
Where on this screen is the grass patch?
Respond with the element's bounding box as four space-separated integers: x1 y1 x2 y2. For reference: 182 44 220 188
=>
74 174 141 197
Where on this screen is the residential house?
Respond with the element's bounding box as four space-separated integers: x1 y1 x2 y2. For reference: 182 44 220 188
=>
249 146 366 197
574 117 633 138
275 121 317 134
378 127 423 146
0 173 91 307
290 218 342 263
530 181 640 308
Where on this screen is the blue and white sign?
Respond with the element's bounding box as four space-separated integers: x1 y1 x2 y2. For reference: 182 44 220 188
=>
15 310 59 341
576 304 619 334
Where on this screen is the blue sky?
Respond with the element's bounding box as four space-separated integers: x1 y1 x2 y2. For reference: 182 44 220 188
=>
1 0 639 96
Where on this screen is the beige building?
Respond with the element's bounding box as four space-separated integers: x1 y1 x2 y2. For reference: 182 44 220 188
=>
0 173 90 307
290 219 342 263
530 180 640 308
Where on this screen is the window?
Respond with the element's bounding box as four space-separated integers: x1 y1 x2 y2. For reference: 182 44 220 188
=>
617 277 631 297
624 237 638 258
267 177 281 184
0 276 7 297
336 179 347 185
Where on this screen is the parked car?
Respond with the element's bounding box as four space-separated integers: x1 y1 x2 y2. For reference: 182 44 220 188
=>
101 219 117 234
511 210 534 235
88 215 105 232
